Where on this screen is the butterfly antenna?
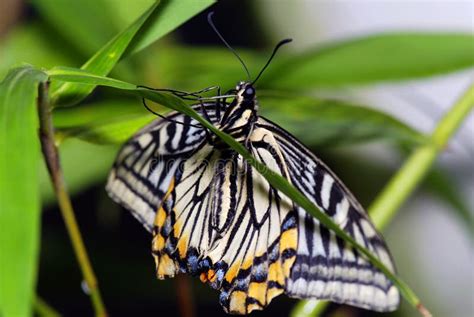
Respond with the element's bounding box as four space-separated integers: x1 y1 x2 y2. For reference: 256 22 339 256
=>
141 98 201 128
208 12 251 81
252 38 292 85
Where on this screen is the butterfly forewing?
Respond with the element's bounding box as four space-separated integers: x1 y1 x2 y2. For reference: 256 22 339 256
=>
106 108 215 232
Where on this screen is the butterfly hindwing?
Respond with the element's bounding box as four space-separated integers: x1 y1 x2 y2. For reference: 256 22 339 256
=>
257 117 400 312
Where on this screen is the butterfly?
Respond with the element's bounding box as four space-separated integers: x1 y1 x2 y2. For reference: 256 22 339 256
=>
106 13 400 315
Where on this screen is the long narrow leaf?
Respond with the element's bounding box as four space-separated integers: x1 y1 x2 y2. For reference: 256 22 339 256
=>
50 1 160 106
125 0 216 56
0 66 47 316
48 69 427 313
262 33 474 88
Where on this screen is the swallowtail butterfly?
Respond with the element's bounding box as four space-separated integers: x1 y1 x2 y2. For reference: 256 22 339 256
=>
106 13 399 315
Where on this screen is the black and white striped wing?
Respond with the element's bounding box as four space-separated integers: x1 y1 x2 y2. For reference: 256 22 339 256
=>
257 117 400 312
106 108 216 232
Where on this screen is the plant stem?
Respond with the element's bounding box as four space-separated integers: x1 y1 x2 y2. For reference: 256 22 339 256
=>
291 83 474 317
37 82 108 317
34 296 61 317
370 82 474 228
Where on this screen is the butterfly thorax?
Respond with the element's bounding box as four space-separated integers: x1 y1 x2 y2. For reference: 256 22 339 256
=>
216 82 258 145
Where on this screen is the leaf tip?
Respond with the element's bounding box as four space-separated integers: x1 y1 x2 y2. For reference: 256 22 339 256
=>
417 302 432 317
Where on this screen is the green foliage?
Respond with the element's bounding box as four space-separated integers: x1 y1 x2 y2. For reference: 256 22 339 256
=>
0 1 472 316
0 66 47 317
261 33 474 88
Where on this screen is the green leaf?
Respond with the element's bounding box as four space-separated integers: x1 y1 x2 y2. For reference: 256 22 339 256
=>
0 66 48 316
31 0 120 56
48 67 137 91
259 92 428 147
47 68 426 312
125 0 216 56
50 2 160 106
0 23 79 80
262 33 474 88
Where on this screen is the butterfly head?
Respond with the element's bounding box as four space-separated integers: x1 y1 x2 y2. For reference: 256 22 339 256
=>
236 81 256 103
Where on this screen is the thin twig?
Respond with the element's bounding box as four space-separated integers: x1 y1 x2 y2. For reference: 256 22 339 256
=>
37 82 108 317
34 296 61 317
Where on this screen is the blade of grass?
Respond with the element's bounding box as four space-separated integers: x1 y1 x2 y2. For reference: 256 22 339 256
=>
50 2 160 106
292 83 474 317
47 69 430 315
0 66 47 316
262 33 474 89
125 0 216 56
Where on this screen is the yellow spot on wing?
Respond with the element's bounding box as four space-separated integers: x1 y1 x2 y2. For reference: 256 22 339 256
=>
280 227 297 277
268 262 284 285
177 234 188 258
248 282 267 305
152 234 165 251
247 303 262 313
157 253 177 277
266 287 283 304
155 207 166 227
280 228 297 252
229 290 246 314
225 262 240 283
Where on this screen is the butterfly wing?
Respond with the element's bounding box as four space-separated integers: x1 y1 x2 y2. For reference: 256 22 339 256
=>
257 117 400 312
106 105 220 232
152 124 299 314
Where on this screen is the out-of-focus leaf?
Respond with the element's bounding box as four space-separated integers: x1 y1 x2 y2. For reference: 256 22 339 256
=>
52 99 142 128
50 2 160 106
425 169 473 235
259 92 428 148
0 66 47 316
0 23 79 79
147 45 263 91
57 114 155 145
125 0 216 56
262 33 474 89
40 139 119 205
31 0 120 56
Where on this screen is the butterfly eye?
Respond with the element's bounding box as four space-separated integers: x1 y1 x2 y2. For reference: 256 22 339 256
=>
244 87 255 97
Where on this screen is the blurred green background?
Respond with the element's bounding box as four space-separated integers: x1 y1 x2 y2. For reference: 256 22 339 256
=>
0 0 473 316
